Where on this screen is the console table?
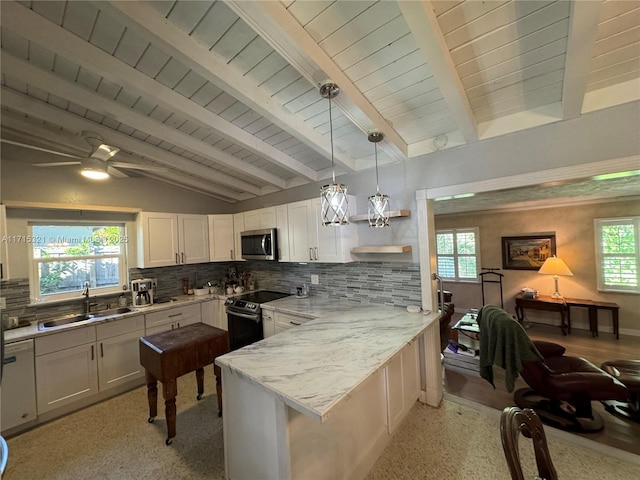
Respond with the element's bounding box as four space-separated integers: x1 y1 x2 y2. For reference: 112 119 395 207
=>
515 294 619 339
139 323 230 445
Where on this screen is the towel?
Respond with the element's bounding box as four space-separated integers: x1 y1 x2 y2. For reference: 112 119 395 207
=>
477 305 544 393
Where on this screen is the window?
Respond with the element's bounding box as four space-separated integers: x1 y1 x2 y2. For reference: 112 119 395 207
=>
436 227 480 282
29 223 128 303
594 217 639 293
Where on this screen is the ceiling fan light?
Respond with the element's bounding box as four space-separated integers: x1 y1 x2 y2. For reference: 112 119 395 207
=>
80 157 109 180
81 168 109 180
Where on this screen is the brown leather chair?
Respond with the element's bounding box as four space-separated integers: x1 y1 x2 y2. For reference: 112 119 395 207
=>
478 305 629 432
500 407 557 480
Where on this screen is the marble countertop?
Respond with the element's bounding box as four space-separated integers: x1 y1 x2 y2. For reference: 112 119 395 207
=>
260 295 358 318
216 304 439 423
3 292 229 344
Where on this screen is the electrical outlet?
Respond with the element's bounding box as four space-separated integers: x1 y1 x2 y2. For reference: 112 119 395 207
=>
0 297 6 309
310 274 319 285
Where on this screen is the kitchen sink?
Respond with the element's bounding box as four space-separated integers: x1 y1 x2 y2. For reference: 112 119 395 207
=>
38 307 135 331
91 306 135 318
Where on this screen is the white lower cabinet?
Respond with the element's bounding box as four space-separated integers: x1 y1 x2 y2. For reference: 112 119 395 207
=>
201 298 227 331
35 315 145 415
144 303 201 335
385 339 420 433
272 311 315 336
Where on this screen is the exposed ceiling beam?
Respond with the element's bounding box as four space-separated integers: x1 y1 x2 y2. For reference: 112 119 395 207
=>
561 0 604 119
397 1 478 145
225 0 408 163
1 0 312 183
0 90 260 199
95 0 357 174
1 53 288 189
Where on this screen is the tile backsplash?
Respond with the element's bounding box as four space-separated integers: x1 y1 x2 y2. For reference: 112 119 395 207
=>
1 261 422 325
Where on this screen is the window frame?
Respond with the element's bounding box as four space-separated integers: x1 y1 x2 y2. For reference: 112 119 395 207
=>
436 227 481 283
594 217 639 293
28 222 129 303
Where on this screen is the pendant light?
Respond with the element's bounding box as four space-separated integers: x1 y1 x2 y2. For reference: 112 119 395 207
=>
319 82 349 226
367 132 390 227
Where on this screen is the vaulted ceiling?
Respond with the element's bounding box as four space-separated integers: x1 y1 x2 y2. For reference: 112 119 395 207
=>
1 1 639 203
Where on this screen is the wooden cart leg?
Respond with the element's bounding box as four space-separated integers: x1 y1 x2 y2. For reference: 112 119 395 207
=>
145 371 158 422
214 364 223 417
196 367 205 400
163 379 177 445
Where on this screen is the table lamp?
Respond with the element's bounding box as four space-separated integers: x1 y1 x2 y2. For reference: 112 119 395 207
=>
538 256 573 298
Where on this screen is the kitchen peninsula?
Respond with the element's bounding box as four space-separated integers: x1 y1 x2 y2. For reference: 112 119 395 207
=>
216 303 442 480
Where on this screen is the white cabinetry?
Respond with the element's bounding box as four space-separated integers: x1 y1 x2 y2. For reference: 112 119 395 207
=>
137 212 209 267
275 205 290 262
35 316 146 415
385 339 420 433
96 316 145 391
233 213 245 263
287 197 358 263
1 204 9 280
201 298 227 331
273 311 315 335
243 207 276 231
144 303 201 336
208 214 235 261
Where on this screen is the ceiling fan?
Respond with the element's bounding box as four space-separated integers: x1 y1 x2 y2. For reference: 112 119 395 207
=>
3 131 166 180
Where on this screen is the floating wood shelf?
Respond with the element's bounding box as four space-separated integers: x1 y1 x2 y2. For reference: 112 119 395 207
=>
351 245 412 254
349 210 410 222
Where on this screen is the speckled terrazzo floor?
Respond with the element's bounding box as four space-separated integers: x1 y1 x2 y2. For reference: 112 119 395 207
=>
5 376 640 480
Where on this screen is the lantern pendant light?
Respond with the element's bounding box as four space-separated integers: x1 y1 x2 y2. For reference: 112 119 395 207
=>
367 132 390 228
319 83 349 226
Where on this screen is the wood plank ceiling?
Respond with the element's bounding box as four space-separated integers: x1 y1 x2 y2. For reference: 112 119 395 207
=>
1 0 638 203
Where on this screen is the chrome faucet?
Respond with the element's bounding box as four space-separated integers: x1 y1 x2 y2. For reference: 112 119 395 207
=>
82 282 92 314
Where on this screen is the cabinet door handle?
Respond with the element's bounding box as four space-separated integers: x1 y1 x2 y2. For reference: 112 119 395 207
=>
314 247 318 260
175 253 179 264
171 324 175 330
100 343 104 357
181 252 185 263
309 248 313 261
91 345 94 360
230 249 234 260
177 322 181 328
168 313 182 318
289 321 301 326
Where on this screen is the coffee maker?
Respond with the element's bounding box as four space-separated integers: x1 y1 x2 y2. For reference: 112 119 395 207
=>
131 278 157 307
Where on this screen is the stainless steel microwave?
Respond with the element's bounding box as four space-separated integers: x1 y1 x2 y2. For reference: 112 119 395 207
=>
241 228 277 261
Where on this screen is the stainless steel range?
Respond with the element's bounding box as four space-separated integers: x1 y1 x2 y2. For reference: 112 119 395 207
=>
225 290 290 350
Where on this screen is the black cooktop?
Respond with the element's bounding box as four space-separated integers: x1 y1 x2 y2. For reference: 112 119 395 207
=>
230 290 289 305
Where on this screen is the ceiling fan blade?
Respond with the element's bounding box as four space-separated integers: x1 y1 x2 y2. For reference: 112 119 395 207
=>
107 166 129 178
109 162 168 173
2 139 83 159
32 161 81 167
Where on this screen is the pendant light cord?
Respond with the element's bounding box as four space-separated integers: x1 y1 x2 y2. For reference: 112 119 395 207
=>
374 142 380 194
329 94 336 184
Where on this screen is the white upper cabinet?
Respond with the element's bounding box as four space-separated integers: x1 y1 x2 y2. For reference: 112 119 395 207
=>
243 207 276 231
233 213 245 262
287 197 358 263
208 214 235 262
275 205 290 262
137 212 209 268
0 204 9 280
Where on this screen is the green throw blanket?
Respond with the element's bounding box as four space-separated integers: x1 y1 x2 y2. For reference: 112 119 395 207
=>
477 305 543 393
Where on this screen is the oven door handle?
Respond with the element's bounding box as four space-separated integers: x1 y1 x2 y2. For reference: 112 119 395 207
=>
227 310 261 323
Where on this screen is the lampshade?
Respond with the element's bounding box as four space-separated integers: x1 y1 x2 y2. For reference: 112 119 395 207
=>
367 132 390 228
538 256 573 298
319 82 349 226
538 256 573 277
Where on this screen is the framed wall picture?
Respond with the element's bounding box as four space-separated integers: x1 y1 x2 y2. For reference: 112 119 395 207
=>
501 234 556 270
